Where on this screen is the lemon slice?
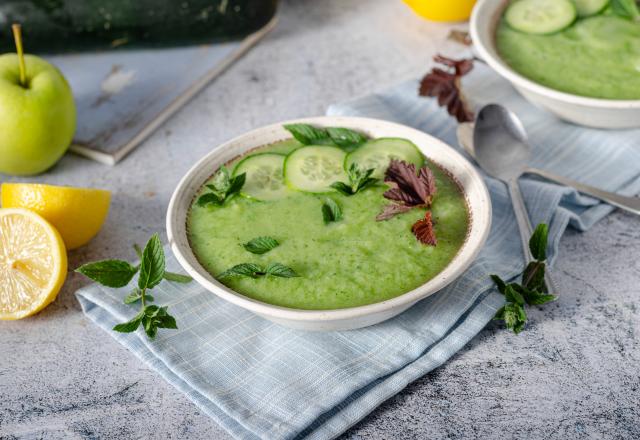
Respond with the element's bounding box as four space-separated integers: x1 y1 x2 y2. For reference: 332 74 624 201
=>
0 208 67 320
1 183 111 250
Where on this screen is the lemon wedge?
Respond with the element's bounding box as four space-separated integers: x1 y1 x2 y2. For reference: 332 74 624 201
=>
1 183 111 250
0 208 67 320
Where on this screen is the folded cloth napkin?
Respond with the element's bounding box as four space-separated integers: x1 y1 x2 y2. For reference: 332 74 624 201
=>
76 62 640 440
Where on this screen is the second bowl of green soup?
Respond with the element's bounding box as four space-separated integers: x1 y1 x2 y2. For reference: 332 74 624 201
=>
471 0 640 128
167 117 491 331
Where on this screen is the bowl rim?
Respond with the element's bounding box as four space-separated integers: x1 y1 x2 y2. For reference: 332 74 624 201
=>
470 0 640 109
166 116 492 323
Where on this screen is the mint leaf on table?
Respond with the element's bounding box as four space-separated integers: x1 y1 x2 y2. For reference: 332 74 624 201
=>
283 123 367 150
322 198 343 224
243 236 280 255
197 166 246 207
529 223 548 261
76 233 192 339
133 243 192 283
113 311 145 333
75 260 138 288
331 163 378 196
162 272 193 283
138 233 165 290
611 0 640 20
490 223 557 334
218 262 299 279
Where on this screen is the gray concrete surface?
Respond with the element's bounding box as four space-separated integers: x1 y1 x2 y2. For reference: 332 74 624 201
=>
1 0 639 439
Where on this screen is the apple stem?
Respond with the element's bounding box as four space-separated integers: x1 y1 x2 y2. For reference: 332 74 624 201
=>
11 23 27 87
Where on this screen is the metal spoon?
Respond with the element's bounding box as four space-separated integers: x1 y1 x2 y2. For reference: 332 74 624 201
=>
473 104 557 294
457 120 640 216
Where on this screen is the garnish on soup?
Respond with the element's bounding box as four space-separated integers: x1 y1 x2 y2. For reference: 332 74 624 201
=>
330 163 378 196
197 166 246 207
187 125 469 309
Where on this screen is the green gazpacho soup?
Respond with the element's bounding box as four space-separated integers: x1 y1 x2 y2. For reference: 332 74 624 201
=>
187 126 469 310
496 0 640 100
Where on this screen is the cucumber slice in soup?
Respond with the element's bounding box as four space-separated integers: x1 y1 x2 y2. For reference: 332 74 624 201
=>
505 0 577 35
233 153 289 201
284 146 348 193
345 138 424 179
574 0 609 17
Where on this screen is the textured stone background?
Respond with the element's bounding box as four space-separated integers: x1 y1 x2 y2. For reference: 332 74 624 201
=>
1 0 639 439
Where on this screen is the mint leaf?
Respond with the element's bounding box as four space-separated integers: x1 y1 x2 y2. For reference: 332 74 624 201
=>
218 263 264 279
322 198 343 224
113 311 144 333
522 288 556 306
504 284 525 306
138 234 165 290
529 223 548 261
503 302 527 334
243 236 280 254
197 192 224 207
227 173 246 198
163 271 193 283
75 260 138 288
265 263 299 278
326 127 367 150
490 274 507 294
522 261 547 292
284 124 368 150
611 0 640 19
283 123 329 144
330 182 354 195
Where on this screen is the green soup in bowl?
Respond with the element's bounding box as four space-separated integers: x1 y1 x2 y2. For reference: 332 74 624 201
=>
187 137 470 310
496 1 640 100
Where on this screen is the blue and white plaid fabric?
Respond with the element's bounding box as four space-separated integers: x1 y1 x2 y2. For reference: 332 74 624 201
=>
76 62 640 440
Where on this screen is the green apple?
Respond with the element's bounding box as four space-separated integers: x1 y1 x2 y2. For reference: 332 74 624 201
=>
0 54 76 176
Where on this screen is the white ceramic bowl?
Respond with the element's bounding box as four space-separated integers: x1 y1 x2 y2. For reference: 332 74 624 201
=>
470 0 640 129
166 117 491 331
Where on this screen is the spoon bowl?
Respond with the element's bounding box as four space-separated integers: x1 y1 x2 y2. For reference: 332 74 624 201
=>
473 104 530 182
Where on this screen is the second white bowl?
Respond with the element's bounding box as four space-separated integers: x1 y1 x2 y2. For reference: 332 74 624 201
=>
166 116 491 331
470 0 640 129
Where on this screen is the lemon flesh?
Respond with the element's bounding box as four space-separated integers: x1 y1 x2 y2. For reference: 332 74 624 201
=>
0 208 67 320
1 183 111 250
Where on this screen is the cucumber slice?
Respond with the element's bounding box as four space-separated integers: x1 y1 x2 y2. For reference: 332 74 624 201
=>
284 146 348 193
233 153 289 201
344 138 424 179
505 0 577 35
574 0 608 17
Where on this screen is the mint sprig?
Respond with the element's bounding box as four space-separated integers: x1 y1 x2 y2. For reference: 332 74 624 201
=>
76 233 192 339
331 163 378 196
197 166 246 207
283 123 367 151
491 223 557 334
218 262 299 279
243 236 280 254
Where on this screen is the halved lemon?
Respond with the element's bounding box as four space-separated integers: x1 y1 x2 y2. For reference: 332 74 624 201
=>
0 208 68 320
1 183 111 250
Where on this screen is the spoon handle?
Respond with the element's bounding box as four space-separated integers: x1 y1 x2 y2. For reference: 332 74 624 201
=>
526 167 640 216
507 179 557 295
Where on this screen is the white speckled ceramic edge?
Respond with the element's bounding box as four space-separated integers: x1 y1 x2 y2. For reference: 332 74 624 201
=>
166 116 492 331
471 0 640 129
